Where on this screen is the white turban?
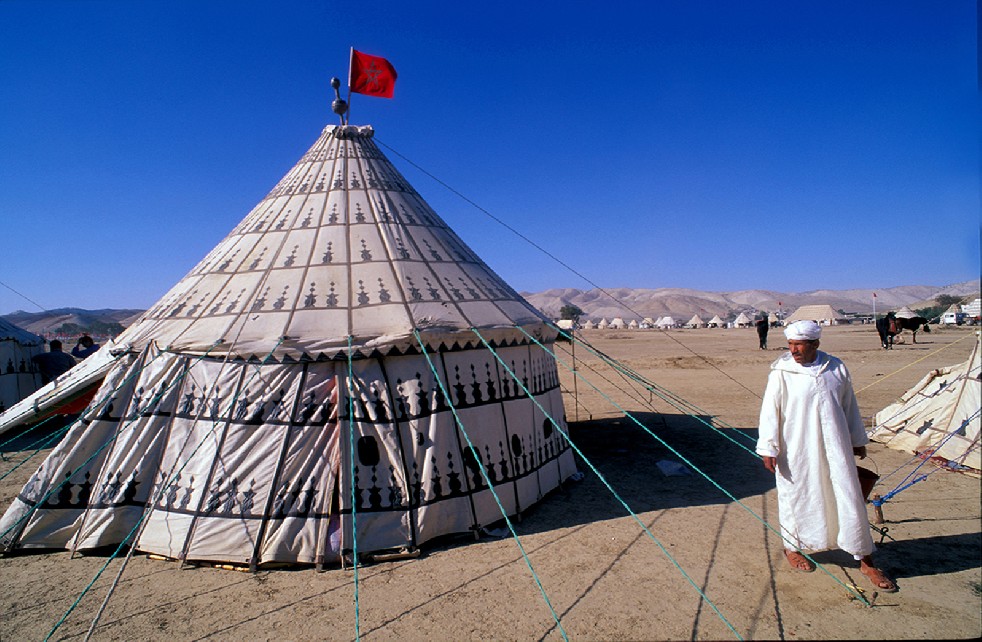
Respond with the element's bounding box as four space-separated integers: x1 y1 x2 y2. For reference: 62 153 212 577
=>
784 320 821 341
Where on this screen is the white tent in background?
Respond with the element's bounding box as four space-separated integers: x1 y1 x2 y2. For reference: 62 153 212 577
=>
609 317 625 329
685 315 705 329
597 318 610 329
768 313 780 326
707 315 724 328
641 317 655 329
0 339 120 435
941 304 965 325
0 123 577 568
0 319 44 414
580 320 596 330
732 312 753 328
627 319 639 330
783 304 846 326
656 317 675 329
894 306 917 319
870 335 981 474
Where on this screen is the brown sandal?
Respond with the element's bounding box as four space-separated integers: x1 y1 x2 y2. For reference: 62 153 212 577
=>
861 564 898 592
783 549 816 572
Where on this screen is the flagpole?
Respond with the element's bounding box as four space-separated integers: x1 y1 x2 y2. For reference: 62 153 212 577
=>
872 292 876 322
345 46 354 125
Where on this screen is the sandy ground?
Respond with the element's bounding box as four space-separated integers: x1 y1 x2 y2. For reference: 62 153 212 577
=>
0 323 979 641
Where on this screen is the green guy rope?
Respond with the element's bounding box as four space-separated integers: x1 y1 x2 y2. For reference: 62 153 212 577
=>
413 330 569 642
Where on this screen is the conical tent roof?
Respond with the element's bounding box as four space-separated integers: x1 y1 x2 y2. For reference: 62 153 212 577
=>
117 125 548 361
784 304 844 325
870 336 980 473
894 306 917 319
686 314 704 327
0 124 576 567
708 315 724 327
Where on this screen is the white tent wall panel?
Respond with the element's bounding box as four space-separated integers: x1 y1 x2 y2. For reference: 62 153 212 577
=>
70 362 188 550
253 420 340 565
180 424 304 564
0 339 43 411
0 350 148 549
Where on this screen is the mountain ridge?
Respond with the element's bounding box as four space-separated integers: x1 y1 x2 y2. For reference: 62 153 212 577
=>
520 279 980 322
2 280 978 334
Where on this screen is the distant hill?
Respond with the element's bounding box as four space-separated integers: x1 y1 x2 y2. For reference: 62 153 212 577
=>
1 280 978 333
520 279 981 322
1 308 144 337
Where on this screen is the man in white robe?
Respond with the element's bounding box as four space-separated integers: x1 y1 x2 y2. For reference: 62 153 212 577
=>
757 320 897 592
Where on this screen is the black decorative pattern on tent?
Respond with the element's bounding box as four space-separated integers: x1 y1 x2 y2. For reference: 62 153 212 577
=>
12 345 569 527
120 124 547 360
346 423 570 516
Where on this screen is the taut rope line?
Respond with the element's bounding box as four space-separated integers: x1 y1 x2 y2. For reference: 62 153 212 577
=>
519 326 872 607
414 330 570 641
376 137 762 400
473 328 747 637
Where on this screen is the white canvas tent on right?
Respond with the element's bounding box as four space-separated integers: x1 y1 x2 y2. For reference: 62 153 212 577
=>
869 334 981 474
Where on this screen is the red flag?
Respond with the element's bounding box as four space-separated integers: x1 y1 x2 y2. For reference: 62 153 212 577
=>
873 292 877 298
349 49 397 98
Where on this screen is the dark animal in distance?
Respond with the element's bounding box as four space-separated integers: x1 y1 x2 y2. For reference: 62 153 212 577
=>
876 313 930 348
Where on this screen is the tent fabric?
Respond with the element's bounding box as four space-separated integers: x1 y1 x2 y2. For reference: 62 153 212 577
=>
113 125 550 362
732 312 752 327
0 319 44 414
869 335 980 474
0 124 577 566
893 306 917 319
707 315 724 328
685 315 704 328
783 304 845 325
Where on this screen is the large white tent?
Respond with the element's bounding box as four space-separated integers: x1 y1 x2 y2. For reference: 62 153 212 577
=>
732 312 752 328
783 304 846 326
0 319 44 414
869 335 980 474
0 124 577 568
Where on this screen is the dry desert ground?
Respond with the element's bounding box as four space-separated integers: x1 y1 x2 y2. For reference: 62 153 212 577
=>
0 323 979 641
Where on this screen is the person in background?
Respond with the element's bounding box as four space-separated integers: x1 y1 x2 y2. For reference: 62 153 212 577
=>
31 339 77 385
71 334 100 360
756 320 897 593
755 313 770 349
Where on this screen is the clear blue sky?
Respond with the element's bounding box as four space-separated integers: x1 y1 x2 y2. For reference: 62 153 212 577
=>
1 0 978 315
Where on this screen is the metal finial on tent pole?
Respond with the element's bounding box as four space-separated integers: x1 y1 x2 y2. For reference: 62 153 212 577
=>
330 77 348 125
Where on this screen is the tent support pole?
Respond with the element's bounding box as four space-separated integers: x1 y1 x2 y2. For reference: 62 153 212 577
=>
872 494 885 524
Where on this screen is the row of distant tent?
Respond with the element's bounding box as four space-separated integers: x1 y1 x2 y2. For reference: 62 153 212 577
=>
570 304 845 330
566 301 975 331
571 312 766 330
